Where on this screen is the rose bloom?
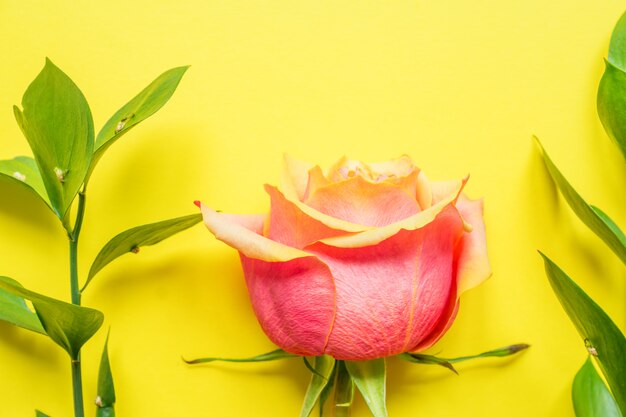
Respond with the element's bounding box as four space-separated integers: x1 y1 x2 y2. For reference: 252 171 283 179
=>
198 156 491 361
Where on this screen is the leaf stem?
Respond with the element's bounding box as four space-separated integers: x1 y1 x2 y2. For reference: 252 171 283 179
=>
69 190 87 417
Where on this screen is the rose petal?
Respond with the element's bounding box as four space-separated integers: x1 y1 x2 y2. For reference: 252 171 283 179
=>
455 196 491 295
281 154 315 201
307 206 464 360
199 203 309 262
415 171 433 210
303 165 331 201
328 155 416 182
199 202 338 356
240 254 337 356
314 178 466 249
265 185 353 248
410 299 459 352
431 179 463 204
305 175 421 227
266 185 372 235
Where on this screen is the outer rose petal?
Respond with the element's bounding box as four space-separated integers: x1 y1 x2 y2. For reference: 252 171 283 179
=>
199 203 308 262
455 196 491 294
240 255 336 356
199 203 337 356
307 206 464 360
265 185 353 248
305 175 421 227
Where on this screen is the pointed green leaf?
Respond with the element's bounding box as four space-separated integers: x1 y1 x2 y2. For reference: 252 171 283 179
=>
0 276 103 359
0 276 45 335
607 10 626 70
598 10 626 160
35 410 51 417
399 343 529 374
83 213 201 291
0 156 52 210
345 359 387 417
318 364 336 417
333 361 354 417
13 58 94 226
598 60 626 161
540 253 626 415
397 353 458 374
573 357 622 417
300 356 335 417
535 138 626 265
87 66 189 181
184 348 297 365
96 330 116 417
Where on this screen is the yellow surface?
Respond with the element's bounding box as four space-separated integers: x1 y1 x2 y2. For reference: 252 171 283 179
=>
0 1 625 416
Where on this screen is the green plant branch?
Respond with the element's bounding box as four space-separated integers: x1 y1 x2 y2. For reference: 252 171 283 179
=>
69 190 87 417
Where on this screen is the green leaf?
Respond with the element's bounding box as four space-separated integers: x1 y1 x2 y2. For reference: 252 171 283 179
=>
35 410 51 417
0 156 52 210
96 330 116 417
598 59 626 161
183 348 298 365
398 343 530 374
300 355 335 417
87 66 189 181
540 253 626 416
398 353 458 374
0 276 103 359
333 361 354 417
345 359 387 417
607 10 626 70
598 10 626 161
13 58 94 227
0 276 45 334
535 138 626 265
318 364 336 417
83 213 202 291
573 357 622 417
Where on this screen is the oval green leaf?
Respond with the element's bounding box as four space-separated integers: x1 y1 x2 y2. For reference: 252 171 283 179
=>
0 156 52 210
83 213 202 291
0 276 45 334
0 276 103 359
35 410 51 417
300 355 335 417
87 66 189 182
96 330 116 417
598 60 626 161
540 253 626 416
535 138 626 265
13 58 94 226
345 359 388 417
573 357 622 417
598 9 626 160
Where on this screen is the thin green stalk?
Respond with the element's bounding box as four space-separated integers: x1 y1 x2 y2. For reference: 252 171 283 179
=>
69 190 87 417
71 355 84 417
333 361 354 417
70 190 86 306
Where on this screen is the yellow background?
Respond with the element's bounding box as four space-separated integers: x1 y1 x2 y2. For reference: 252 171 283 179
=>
1 1 625 416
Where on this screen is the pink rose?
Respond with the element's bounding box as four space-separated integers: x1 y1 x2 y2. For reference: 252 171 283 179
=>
198 156 491 360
